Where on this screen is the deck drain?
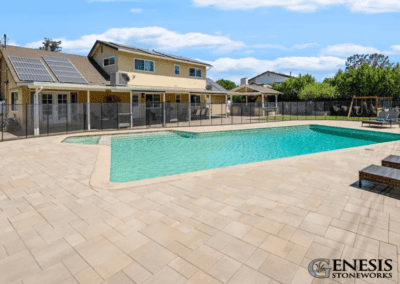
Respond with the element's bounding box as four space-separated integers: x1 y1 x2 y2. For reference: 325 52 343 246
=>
365 148 374 151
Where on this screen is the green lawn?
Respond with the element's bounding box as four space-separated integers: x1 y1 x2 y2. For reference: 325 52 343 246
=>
259 115 376 121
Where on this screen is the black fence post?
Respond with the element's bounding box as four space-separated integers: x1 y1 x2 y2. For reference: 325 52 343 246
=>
26 104 28 138
241 102 243 124
66 103 68 134
101 103 103 130
117 103 120 130
314 101 316 120
47 104 49 136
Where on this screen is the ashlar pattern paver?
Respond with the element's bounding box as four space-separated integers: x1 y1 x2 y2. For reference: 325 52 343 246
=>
1 121 400 283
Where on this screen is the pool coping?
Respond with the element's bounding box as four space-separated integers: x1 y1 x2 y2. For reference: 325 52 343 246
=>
53 121 400 190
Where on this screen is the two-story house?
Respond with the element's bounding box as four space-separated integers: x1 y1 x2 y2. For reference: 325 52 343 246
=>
247 71 293 86
0 40 233 132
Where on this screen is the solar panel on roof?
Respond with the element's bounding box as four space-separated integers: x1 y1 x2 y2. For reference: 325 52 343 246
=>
43 56 87 84
9 56 55 82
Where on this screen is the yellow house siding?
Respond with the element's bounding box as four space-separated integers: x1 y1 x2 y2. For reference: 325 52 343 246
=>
117 51 207 89
91 44 119 75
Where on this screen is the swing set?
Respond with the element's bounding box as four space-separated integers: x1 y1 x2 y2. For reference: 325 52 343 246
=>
347 96 392 118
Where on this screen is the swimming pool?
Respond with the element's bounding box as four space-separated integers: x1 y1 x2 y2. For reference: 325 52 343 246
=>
109 125 400 182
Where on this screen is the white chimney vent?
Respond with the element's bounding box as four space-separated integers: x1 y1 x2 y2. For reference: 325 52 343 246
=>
240 77 248 86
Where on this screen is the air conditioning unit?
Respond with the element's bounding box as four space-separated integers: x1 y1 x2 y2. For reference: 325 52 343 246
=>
110 72 131 86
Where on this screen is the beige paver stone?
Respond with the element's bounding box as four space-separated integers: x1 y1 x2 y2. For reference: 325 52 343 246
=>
242 228 269 247
59 277 79 284
3 238 26 256
290 267 313 284
130 240 176 274
186 244 223 271
144 266 186 284
277 225 297 240
340 211 361 224
74 267 103 284
169 257 198 279
205 232 234 251
260 235 294 258
123 261 152 284
221 221 252 239
23 263 72 284
166 241 193 258
357 223 388 242
0 250 41 284
221 238 256 263
227 265 271 284
324 226 356 246
245 248 270 270
290 229 315 248
115 232 150 254
186 270 222 284
208 255 242 283
175 229 210 250
330 218 358 233
286 244 308 265
30 238 75 269
0 246 6 260
102 271 135 284
304 212 332 228
298 221 327 237
64 233 86 247
259 254 298 284
379 241 397 260
62 253 89 275
256 218 284 235
305 242 341 260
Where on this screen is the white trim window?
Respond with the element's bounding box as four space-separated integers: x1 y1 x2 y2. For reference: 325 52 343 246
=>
189 68 202 78
191 95 200 107
175 94 181 103
175 65 180 75
135 59 155 72
146 94 161 108
132 94 139 107
103 56 115 67
42 94 53 116
10 91 18 112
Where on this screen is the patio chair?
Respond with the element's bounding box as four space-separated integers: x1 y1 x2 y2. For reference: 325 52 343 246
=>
359 164 400 188
382 155 400 170
361 111 399 128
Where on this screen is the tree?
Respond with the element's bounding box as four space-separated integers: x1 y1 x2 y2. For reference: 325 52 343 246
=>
345 53 396 71
216 79 236 90
298 82 339 101
39 38 62 52
271 74 316 101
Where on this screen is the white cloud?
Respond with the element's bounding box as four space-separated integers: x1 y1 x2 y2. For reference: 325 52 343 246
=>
252 42 320 50
130 8 142 13
25 26 246 53
88 0 137 2
385 45 400 55
244 50 255 54
205 56 345 74
292 43 320 49
320 43 380 57
192 0 400 13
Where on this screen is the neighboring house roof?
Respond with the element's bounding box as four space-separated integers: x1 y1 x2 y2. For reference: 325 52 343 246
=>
231 84 282 95
206 78 227 92
248 71 293 83
0 45 109 86
89 40 212 67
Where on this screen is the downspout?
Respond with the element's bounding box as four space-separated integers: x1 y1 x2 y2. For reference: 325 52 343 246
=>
33 86 43 136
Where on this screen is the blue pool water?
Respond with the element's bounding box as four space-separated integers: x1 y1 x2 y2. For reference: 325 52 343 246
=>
109 125 400 182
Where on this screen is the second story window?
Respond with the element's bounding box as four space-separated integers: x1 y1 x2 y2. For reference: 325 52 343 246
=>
189 68 202 78
135 59 155 72
103 56 115 67
175 65 180 75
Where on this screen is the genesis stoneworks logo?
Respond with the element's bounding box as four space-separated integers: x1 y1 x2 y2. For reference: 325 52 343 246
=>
308 258 393 279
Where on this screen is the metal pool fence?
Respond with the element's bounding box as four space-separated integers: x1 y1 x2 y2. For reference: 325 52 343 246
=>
0 101 395 142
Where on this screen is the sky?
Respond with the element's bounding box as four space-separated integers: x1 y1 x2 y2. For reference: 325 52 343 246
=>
2 0 400 84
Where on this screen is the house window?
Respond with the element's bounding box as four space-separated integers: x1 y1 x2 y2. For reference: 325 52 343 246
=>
103 56 115 67
189 68 202 78
146 94 160 108
11 92 18 112
132 94 139 107
176 94 181 103
175 65 180 75
135 59 155 72
42 94 53 116
191 95 200 107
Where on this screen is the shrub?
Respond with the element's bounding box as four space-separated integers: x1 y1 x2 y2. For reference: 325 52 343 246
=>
298 83 339 101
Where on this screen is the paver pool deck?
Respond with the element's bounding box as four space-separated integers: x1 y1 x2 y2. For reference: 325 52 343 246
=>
1 120 400 284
